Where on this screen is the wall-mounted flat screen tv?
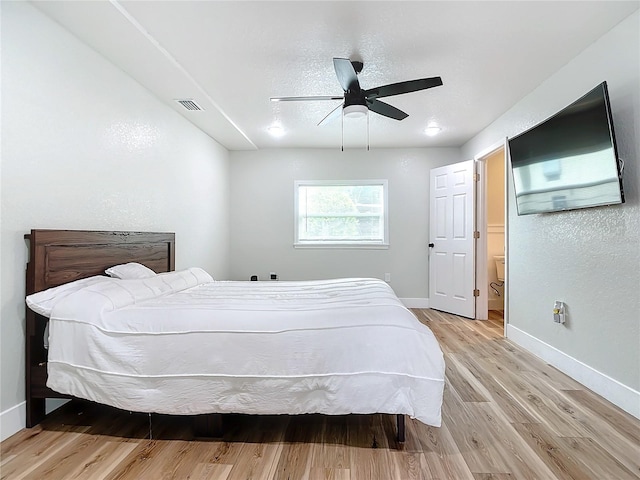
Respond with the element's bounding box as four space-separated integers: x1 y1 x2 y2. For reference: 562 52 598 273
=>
508 81 624 215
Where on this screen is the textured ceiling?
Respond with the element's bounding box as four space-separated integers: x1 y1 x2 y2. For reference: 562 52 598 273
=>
32 1 639 151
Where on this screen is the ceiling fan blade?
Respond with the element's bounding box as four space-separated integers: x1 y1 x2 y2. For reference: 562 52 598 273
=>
333 58 360 92
271 95 344 102
365 77 443 100
317 102 344 126
367 99 408 120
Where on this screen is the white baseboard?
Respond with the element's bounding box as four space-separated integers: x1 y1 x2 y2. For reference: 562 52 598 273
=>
488 298 504 311
400 298 430 308
1 401 25 442
0 399 70 442
507 324 640 420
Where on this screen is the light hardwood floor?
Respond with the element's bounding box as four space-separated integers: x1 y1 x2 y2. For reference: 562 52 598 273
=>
2 309 638 479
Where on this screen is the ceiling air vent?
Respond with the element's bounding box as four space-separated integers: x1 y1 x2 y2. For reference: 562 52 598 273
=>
175 99 204 111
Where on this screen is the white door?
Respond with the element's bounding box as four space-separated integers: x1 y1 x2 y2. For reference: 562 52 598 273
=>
429 160 476 318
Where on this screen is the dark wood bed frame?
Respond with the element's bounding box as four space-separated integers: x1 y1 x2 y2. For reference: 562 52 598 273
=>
24 229 405 443
24 229 176 428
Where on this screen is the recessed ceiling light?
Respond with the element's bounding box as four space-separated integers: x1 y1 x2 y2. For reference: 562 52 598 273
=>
268 125 285 137
424 124 442 136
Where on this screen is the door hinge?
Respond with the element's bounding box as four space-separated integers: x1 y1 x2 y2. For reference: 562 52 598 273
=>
473 173 480 182
473 289 480 297
473 231 480 239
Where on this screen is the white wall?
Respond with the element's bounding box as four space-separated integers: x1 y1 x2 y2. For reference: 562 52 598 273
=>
229 148 461 301
462 11 640 417
0 2 230 439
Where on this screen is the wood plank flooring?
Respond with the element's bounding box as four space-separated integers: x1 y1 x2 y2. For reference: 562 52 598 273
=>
2 309 639 479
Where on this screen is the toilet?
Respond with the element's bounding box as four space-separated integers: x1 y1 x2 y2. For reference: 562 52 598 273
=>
494 255 505 282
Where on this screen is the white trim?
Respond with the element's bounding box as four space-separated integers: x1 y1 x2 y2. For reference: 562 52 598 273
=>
0 399 70 442
475 157 488 320
507 324 640 420
474 139 507 322
503 137 510 337
294 179 389 247
294 244 389 250
474 140 507 161
472 137 510 334
1 401 25 442
400 298 430 308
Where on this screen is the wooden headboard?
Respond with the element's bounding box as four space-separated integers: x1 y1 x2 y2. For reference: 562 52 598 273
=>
24 229 175 427
25 229 175 295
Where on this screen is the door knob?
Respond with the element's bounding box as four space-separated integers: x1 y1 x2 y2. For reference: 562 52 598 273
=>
428 243 435 248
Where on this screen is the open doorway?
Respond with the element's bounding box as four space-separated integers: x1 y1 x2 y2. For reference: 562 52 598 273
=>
485 148 506 326
475 141 507 333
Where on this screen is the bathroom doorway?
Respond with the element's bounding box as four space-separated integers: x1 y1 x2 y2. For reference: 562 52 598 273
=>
485 148 506 325
475 141 507 334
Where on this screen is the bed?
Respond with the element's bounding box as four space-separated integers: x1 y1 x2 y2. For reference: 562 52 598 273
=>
24 229 445 443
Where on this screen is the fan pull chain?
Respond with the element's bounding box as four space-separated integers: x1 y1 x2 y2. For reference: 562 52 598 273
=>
341 110 344 152
367 112 370 151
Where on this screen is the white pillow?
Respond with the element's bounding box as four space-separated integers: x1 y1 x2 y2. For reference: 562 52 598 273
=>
26 275 111 317
105 262 157 279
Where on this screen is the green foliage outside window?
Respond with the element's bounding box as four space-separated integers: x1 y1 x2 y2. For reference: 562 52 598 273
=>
299 185 384 242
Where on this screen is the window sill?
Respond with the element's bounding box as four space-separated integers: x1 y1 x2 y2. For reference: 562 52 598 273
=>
294 243 389 250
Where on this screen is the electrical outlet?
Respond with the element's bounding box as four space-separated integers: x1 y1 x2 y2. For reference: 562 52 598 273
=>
384 273 391 282
270 272 277 280
553 301 566 324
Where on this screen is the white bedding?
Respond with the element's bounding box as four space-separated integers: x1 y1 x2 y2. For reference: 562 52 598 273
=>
29 269 445 426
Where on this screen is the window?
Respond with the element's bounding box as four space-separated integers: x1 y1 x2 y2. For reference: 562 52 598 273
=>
294 180 389 247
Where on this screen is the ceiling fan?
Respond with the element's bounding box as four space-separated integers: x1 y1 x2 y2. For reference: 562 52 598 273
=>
271 58 443 126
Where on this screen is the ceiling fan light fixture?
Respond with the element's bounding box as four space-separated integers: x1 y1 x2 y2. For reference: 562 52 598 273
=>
343 104 368 119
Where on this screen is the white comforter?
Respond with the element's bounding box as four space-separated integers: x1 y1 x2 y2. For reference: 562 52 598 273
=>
30 269 445 426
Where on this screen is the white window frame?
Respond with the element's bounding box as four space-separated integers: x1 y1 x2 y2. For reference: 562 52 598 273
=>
294 179 389 249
